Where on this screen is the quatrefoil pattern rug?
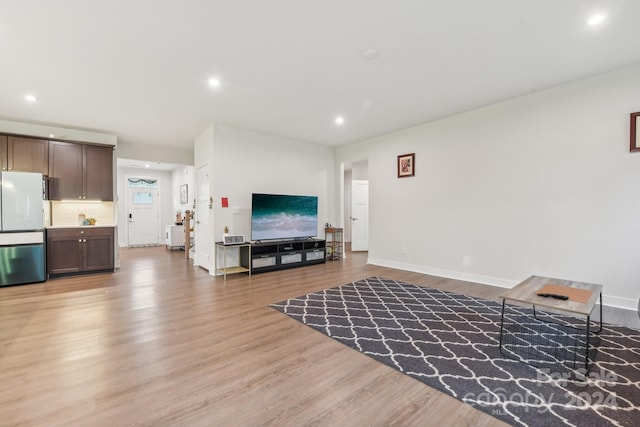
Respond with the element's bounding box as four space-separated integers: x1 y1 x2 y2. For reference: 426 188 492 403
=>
271 277 640 427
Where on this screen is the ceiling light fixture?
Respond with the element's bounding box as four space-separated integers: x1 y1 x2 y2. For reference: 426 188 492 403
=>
362 49 379 60
208 77 221 88
587 14 606 26
145 164 150 168
335 116 345 125
24 94 38 102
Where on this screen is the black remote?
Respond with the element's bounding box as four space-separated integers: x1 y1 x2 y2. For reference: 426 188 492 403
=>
536 293 569 300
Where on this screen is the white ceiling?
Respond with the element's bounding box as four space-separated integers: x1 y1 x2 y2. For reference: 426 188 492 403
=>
117 158 183 172
1 1 639 151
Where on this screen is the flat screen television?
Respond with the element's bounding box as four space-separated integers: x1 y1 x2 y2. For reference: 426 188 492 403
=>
251 193 318 241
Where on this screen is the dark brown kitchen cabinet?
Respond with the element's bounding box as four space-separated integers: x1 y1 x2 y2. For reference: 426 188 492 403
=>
84 144 114 201
48 141 113 201
0 135 49 174
0 135 6 171
47 227 114 276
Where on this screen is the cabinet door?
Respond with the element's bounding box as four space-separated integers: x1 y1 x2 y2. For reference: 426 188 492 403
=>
84 234 114 271
7 136 49 174
47 238 83 275
84 145 113 201
49 141 83 200
0 135 7 171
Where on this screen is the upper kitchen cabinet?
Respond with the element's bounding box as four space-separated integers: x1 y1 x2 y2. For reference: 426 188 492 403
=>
0 135 6 171
48 141 82 199
49 141 113 201
84 144 113 201
0 135 49 174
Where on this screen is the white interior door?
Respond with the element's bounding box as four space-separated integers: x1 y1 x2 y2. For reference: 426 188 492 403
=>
344 184 352 242
195 165 211 270
127 187 160 246
351 180 369 251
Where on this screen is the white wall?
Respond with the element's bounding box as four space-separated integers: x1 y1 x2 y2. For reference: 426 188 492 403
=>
172 165 195 219
193 124 336 272
351 160 369 180
337 63 640 309
211 125 336 242
117 141 192 165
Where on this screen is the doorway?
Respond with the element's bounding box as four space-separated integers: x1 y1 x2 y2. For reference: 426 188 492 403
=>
350 179 369 251
195 164 212 271
343 159 369 252
126 178 161 246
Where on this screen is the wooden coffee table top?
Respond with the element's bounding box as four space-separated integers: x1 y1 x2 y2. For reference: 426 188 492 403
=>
500 275 603 316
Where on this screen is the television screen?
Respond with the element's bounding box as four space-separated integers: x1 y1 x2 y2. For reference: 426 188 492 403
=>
251 193 318 241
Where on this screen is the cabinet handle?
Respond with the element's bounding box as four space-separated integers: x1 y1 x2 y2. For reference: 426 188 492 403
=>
78 239 82 242
80 231 84 234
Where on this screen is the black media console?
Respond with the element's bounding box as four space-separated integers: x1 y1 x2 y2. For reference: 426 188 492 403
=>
250 239 326 274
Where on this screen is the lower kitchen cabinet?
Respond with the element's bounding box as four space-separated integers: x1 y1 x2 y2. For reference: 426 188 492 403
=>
47 227 114 276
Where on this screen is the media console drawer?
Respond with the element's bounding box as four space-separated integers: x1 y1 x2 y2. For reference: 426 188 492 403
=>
305 249 325 261
253 255 276 269
280 253 302 264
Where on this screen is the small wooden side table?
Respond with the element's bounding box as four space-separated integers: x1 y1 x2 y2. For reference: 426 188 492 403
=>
215 242 251 280
325 227 343 260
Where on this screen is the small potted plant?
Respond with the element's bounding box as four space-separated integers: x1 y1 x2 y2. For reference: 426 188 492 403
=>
87 217 96 226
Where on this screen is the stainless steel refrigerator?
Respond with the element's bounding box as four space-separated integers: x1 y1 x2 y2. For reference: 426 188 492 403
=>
0 171 46 286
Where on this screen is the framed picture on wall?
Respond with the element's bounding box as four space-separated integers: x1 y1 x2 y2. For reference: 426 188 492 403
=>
180 184 188 204
397 153 415 178
631 112 640 152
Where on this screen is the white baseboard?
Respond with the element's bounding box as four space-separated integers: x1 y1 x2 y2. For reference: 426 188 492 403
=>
367 258 639 311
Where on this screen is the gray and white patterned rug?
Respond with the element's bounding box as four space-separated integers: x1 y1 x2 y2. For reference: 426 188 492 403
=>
271 277 640 427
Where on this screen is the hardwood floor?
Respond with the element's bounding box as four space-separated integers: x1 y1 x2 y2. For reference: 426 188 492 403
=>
0 246 509 426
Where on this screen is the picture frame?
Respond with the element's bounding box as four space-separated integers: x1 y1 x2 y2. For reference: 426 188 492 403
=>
397 153 415 178
180 184 188 204
630 112 640 152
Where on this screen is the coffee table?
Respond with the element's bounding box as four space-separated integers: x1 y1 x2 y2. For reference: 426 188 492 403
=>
499 275 603 371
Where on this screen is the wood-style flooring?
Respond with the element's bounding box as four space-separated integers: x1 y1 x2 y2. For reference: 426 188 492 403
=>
0 246 510 426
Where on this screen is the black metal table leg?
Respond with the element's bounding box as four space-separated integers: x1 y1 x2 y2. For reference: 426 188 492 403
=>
499 299 506 356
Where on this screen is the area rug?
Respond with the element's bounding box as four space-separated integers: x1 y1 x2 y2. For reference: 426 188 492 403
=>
270 277 640 427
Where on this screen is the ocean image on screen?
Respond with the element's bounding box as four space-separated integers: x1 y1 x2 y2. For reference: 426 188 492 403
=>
251 194 318 240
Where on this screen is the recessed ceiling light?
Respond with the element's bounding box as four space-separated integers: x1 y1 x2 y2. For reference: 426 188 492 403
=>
208 77 221 88
24 94 38 102
145 164 150 168
362 49 379 60
335 116 345 125
587 14 606 26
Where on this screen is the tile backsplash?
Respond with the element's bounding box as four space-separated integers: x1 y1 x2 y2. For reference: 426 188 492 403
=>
50 201 115 226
